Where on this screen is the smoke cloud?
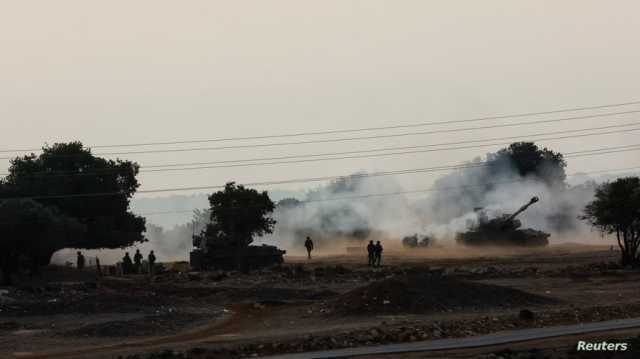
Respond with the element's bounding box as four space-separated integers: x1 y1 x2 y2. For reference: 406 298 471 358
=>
262 174 423 252
265 147 609 252
420 157 597 241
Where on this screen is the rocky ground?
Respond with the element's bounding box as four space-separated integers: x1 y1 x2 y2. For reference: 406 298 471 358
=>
1 244 639 358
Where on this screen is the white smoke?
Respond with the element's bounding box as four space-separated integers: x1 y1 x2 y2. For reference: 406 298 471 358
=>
264 148 609 251
261 173 423 251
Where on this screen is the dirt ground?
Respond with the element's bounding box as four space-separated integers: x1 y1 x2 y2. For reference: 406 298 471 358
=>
1 244 639 359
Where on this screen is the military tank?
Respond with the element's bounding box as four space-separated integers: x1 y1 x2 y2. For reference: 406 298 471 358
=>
190 236 286 271
402 234 432 248
456 196 550 247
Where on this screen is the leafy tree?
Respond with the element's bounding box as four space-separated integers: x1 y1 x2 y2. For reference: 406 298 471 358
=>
0 199 83 285
487 142 567 186
198 182 276 247
0 142 146 250
582 177 640 267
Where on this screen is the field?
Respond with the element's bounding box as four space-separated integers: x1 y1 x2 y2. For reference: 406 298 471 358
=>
1 244 639 359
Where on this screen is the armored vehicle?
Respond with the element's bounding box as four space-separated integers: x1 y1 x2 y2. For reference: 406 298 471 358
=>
456 196 550 247
402 234 432 248
190 237 286 271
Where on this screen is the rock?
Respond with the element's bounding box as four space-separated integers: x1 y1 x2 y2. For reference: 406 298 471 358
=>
0 295 15 304
187 348 206 356
519 309 535 321
187 272 202 281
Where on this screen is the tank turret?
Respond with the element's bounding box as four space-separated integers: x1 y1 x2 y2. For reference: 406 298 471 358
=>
456 196 549 247
190 234 285 271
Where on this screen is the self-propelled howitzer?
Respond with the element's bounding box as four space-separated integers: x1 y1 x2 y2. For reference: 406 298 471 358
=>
190 235 286 271
456 196 550 247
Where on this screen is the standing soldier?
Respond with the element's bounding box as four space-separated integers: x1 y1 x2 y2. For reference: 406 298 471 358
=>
304 236 314 260
133 249 143 274
95 257 102 277
76 251 85 270
148 250 156 275
122 252 133 275
374 241 384 267
367 240 375 267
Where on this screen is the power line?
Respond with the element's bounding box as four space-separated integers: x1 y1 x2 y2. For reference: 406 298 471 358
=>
138 148 640 195
0 163 484 201
142 128 640 173
3 100 639 153
143 123 640 168
138 165 640 216
87 110 640 156
1 147 639 201
1 109 639 160
3 122 640 178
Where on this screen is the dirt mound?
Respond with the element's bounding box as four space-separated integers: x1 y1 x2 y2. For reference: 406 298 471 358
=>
62 312 205 338
1 283 175 316
332 274 553 315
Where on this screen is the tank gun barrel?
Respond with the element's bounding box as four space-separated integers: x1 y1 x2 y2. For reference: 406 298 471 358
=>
505 196 539 222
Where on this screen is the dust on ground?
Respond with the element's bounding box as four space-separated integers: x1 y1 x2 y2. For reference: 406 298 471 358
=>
1 244 639 359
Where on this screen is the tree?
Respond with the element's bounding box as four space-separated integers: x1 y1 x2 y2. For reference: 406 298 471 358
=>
199 182 276 247
0 142 146 251
0 199 83 285
582 177 640 267
426 142 568 223
488 142 567 187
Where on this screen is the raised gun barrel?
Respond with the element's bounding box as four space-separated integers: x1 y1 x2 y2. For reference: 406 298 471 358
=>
505 196 539 223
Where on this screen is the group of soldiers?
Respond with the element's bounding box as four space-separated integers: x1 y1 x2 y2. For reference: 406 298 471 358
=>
367 240 384 267
76 249 157 276
304 236 385 267
121 249 156 275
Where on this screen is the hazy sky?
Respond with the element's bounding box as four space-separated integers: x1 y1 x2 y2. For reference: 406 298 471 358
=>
2 1 639 204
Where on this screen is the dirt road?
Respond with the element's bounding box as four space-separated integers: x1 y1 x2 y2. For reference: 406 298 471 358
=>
11 304 257 359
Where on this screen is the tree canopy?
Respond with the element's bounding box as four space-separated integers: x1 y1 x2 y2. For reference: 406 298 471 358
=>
0 199 83 284
487 142 567 186
582 177 640 267
0 142 146 250
198 182 276 247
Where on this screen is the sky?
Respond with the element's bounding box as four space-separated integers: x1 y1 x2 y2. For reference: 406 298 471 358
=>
2 1 640 215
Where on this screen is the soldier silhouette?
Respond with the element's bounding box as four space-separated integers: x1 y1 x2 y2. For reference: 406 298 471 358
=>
148 250 156 274
95 257 102 277
374 241 383 267
367 240 375 266
133 249 143 274
76 251 85 270
122 252 133 275
304 236 314 260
